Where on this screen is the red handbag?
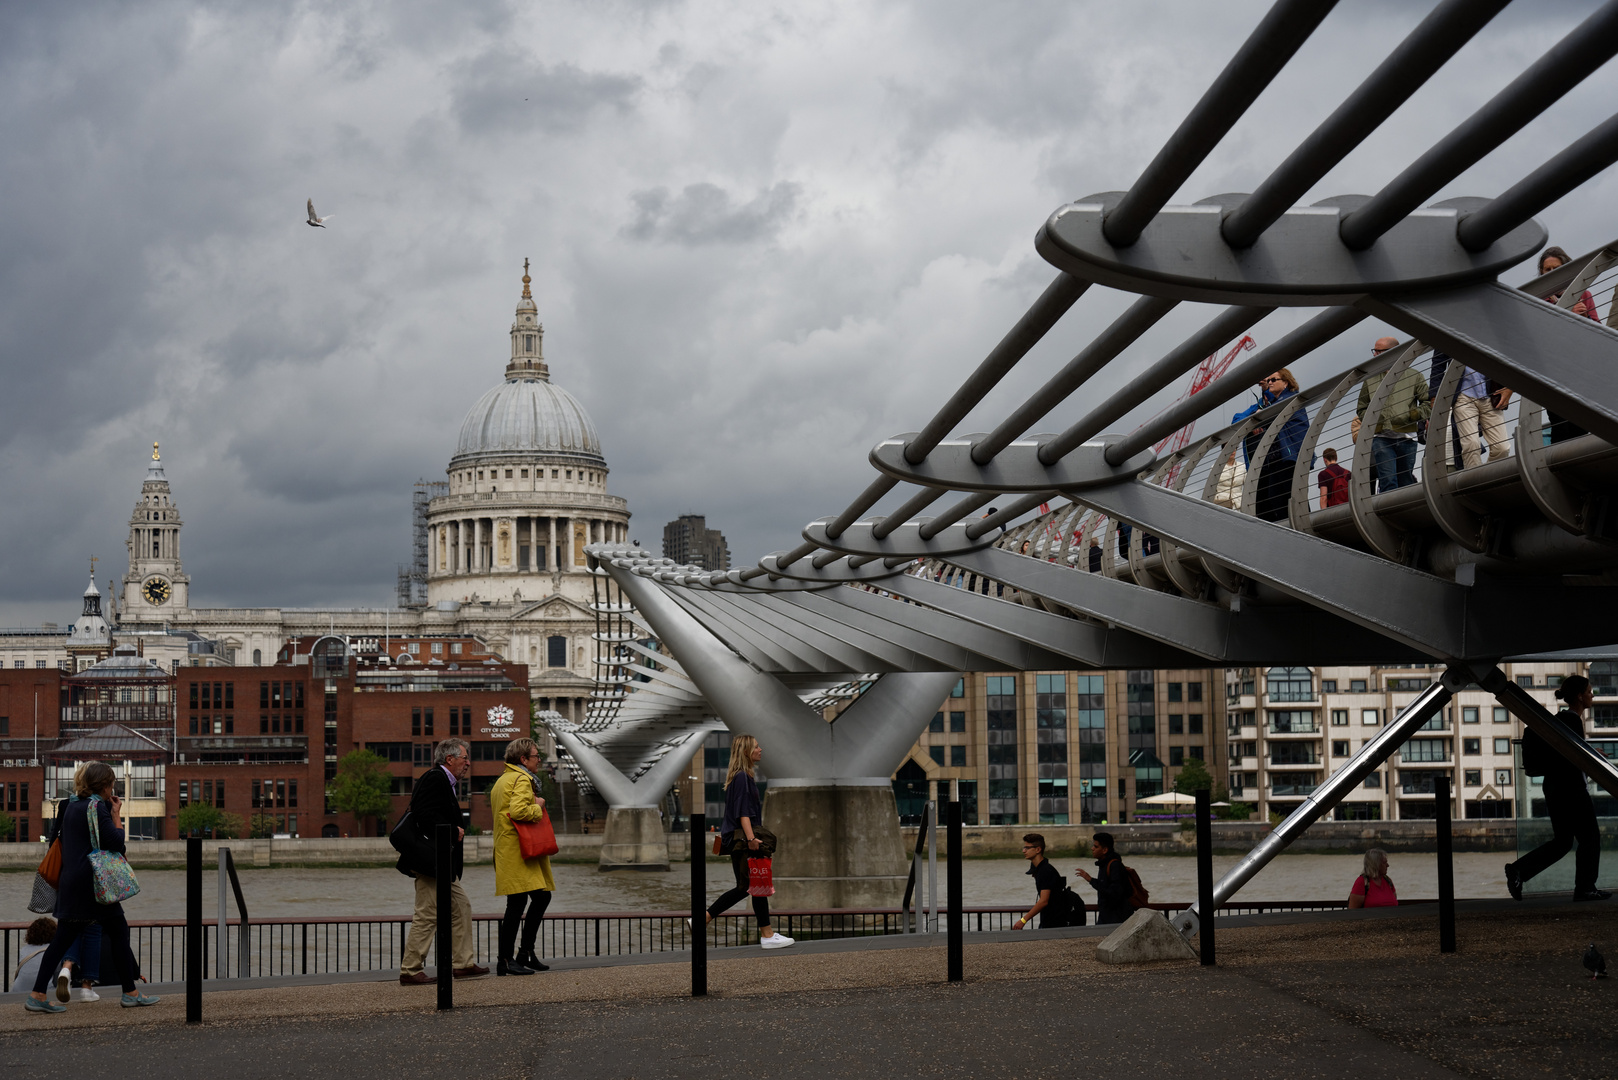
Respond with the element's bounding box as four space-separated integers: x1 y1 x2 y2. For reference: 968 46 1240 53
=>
747 857 775 897
509 811 559 859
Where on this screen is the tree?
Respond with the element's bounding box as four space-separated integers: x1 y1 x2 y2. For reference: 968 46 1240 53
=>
1171 756 1215 797
248 813 279 839
328 749 394 831
0 810 14 842
177 805 244 838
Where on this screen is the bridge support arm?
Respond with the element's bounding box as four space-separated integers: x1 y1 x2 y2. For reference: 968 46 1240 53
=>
1171 670 1462 940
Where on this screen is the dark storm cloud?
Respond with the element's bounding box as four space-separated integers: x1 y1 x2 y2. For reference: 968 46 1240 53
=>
624 182 800 245
1 0 1616 629
449 47 641 135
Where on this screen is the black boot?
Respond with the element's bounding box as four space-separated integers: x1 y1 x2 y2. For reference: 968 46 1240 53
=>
497 957 535 976
516 946 549 972
496 920 533 975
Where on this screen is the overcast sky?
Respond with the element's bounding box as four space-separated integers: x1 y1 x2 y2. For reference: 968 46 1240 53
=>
3 0 1616 626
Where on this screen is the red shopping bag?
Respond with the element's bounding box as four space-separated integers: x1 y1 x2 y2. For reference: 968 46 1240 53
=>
747 857 775 897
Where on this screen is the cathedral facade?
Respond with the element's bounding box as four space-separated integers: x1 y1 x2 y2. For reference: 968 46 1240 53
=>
101 264 626 725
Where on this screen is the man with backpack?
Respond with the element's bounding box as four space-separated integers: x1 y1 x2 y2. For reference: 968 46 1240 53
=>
1077 832 1143 924
1506 676 1609 903
1013 833 1083 929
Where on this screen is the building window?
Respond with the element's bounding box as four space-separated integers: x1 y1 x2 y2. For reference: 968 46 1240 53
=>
412 707 421 737
1464 769 1482 786
949 710 966 732
1363 773 1381 788
1167 682 1182 703
950 745 966 767
1168 714 1183 735
1494 738 1512 755
1402 739 1448 763
1461 706 1480 724
928 746 945 766
1362 708 1380 726
548 636 568 667
1322 679 1338 693
1387 677 1431 692
1496 768 1512 785
1331 709 1348 726
1187 682 1202 703
1493 707 1509 724
1168 746 1183 766
986 675 1018 824
1332 740 1350 757
1350 679 1368 692
1462 738 1481 755
930 712 944 733
1266 667 1313 702
1516 675 1535 688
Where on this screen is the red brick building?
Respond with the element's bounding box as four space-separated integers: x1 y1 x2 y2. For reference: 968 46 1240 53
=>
0 633 531 841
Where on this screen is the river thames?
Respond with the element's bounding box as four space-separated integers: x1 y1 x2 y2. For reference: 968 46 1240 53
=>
1 852 1521 920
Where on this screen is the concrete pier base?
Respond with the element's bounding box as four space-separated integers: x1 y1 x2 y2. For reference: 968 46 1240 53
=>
764 781 908 909
597 807 670 871
1095 908 1198 964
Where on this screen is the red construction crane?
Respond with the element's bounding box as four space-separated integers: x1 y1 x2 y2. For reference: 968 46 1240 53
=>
1153 334 1258 456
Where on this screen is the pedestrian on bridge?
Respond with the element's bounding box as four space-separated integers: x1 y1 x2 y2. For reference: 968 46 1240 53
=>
491 737 554 975
1076 832 1138 925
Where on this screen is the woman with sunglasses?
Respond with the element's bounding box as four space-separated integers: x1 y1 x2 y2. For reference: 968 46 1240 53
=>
1231 369 1310 522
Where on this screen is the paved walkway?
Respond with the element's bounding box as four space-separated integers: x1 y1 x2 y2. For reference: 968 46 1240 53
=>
3 899 1615 1078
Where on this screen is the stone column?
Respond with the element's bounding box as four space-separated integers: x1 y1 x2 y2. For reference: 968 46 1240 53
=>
548 517 556 573
474 518 483 570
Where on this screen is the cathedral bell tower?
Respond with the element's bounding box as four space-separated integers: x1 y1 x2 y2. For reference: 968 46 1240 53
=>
121 442 190 620
506 259 548 381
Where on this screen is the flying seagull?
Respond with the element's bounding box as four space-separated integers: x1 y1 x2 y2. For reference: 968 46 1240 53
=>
306 199 333 228
1583 943 1606 979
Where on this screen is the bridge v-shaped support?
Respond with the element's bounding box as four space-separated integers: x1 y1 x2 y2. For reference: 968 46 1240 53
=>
603 560 960 905
550 723 721 871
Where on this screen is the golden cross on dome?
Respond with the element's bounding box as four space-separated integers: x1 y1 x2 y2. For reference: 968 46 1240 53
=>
152 441 161 461
521 258 532 300
89 554 98 577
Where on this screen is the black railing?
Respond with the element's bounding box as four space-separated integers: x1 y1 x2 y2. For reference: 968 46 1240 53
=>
1 900 1379 991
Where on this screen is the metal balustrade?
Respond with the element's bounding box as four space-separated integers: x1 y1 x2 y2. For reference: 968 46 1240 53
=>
1 899 1397 991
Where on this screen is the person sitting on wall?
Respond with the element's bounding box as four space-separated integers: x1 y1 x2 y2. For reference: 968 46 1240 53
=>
1348 848 1397 908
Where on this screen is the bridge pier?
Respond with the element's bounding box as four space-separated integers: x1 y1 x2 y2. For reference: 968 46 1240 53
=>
764 780 908 908
598 806 671 871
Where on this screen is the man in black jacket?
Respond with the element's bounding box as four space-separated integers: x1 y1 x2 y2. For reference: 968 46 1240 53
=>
1076 832 1136 925
398 738 487 984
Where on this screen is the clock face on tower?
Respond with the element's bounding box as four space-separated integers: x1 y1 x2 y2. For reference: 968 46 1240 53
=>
142 577 172 605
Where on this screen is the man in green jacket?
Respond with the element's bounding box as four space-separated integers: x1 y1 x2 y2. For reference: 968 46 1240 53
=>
1354 337 1432 493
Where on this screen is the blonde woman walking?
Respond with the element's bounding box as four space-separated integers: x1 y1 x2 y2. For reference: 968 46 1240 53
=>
490 737 554 975
698 735 793 949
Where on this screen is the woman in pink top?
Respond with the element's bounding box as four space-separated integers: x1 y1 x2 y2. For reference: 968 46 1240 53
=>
1348 848 1397 908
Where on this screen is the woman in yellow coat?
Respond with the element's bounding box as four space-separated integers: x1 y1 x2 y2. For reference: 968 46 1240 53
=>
490 737 555 975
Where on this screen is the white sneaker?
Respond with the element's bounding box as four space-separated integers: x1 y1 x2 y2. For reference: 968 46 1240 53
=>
761 933 795 950
71 986 100 1002
55 966 71 1003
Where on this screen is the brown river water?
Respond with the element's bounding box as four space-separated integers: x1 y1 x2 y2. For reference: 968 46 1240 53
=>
2 852 1530 922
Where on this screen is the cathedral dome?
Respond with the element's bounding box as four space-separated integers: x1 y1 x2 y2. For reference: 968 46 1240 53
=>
452 377 603 463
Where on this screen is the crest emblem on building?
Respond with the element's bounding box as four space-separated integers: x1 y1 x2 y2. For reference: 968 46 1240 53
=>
487 705 516 727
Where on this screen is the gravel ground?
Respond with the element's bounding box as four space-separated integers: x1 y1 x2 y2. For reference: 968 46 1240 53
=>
3 902 1616 1079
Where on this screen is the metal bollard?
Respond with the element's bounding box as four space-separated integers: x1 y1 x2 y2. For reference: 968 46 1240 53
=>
691 812 707 997
187 836 202 1023
436 824 453 1010
1195 788 1214 966
1436 774 1455 953
946 785 963 982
